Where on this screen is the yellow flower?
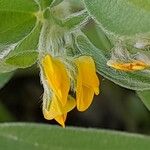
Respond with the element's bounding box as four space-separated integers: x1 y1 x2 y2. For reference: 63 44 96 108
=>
42 55 70 106
107 60 149 72
75 56 99 111
41 54 100 127
43 95 76 128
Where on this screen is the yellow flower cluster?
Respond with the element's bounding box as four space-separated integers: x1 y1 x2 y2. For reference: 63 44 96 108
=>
41 54 100 127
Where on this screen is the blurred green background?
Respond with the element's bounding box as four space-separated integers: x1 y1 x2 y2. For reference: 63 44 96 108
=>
0 65 150 135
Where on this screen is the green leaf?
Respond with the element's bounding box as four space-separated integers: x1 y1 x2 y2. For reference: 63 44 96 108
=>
0 0 39 45
0 123 149 150
84 0 150 36
51 0 63 7
0 72 13 89
9 23 41 55
137 90 150 111
82 20 112 52
75 34 150 90
37 0 53 9
5 51 38 68
0 23 41 72
63 11 88 30
0 63 16 73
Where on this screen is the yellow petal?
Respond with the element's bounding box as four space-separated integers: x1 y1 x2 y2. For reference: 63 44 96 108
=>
43 95 76 120
54 114 67 128
77 85 95 111
75 56 100 111
107 60 149 71
42 55 70 106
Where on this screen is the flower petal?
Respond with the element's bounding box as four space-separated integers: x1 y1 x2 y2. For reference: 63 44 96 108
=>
42 55 70 106
75 56 100 111
78 85 95 111
43 95 76 120
54 114 67 128
107 60 149 71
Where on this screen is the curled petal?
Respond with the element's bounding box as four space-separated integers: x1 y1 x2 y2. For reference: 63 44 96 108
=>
107 60 149 71
42 55 70 106
75 56 100 111
43 95 76 126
